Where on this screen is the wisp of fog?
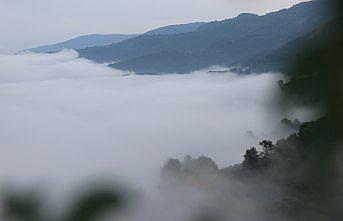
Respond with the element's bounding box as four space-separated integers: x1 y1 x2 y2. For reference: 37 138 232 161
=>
0 50 304 192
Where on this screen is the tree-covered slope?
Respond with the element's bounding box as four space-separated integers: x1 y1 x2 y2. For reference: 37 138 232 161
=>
235 17 339 74
161 1 343 220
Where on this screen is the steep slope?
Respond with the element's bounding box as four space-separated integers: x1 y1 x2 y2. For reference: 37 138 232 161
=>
236 18 339 74
26 34 139 53
79 0 328 73
160 4 343 220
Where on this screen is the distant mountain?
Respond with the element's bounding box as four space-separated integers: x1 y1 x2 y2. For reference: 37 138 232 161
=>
144 22 206 35
25 34 139 53
78 0 329 73
25 22 205 54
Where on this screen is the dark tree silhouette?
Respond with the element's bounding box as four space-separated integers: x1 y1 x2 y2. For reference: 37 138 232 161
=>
2 187 124 221
259 140 275 160
243 147 259 168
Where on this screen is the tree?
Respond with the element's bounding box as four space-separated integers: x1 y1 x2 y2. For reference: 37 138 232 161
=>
259 140 275 160
2 187 124 221
162 159 182 173
243 147 259 168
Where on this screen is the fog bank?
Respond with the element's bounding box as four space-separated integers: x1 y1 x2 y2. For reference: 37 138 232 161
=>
0 51 303 192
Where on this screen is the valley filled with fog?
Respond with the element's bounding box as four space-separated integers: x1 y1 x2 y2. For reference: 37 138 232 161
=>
0 51 315 191
0 51 314 190
1 1 341 220
0 50 324 221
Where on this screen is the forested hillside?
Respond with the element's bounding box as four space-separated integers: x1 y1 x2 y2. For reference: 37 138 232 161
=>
161 1 343 220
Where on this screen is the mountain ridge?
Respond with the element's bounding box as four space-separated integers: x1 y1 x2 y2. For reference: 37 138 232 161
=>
144 22 206 35
25 22 209 54
25 34 139 53
78 0 328 73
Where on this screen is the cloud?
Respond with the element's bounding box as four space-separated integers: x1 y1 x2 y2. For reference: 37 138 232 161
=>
0 51 319 220
0 51 291 188
0 50 112 82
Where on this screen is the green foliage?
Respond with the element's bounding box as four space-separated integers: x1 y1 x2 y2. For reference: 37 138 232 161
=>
65 189 123 221
3 191 43 221
2 187 125 221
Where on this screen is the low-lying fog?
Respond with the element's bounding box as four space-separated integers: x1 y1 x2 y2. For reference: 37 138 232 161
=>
0 50 312 193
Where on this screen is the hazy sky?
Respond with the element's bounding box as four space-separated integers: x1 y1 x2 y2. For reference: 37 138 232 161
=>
0 0 305 52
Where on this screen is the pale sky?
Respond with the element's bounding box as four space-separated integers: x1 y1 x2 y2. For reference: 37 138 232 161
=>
0 0 306 53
